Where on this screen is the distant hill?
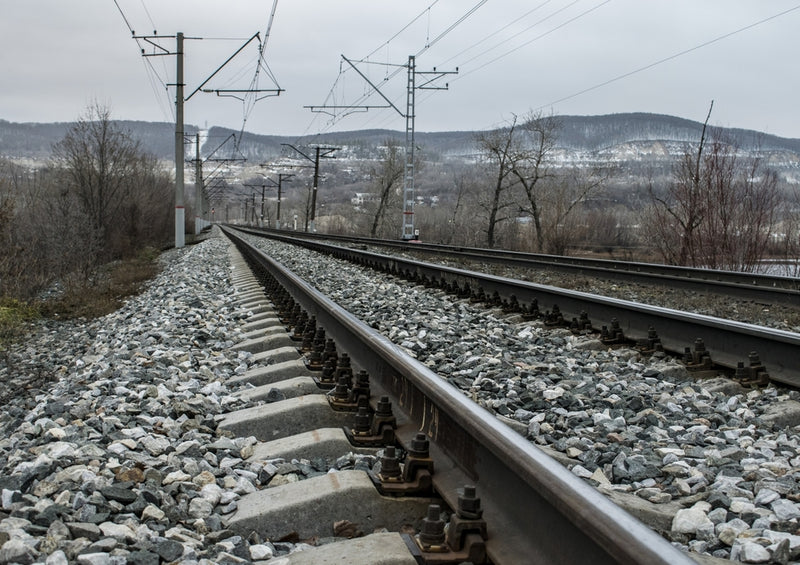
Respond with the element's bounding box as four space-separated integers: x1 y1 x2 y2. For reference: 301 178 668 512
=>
2 113 800 162
556 113 800 153
0 119 197 160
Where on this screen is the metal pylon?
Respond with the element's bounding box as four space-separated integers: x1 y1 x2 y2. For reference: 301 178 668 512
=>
402 55 417 240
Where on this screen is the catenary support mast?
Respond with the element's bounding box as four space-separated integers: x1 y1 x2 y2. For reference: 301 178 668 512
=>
175 32 185 248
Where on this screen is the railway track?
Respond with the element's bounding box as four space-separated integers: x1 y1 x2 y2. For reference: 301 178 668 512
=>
235 227 800 307
220 226 696 564
7 229 797 563
229 226 800 389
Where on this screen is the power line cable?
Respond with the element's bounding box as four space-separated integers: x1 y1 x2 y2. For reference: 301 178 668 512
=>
363 0 441 61
437 0 554 66
455 0 610 83
113 0 174 121
416 0 488 56
539 2 800 110
366 0 606 132
139 0 157 31
307 0 487 137
299 0 448 138
113 0 135 33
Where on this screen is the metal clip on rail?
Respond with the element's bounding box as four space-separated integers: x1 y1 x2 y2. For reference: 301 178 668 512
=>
600 317 626 344
371 433 434 496
313 343 340 388
404 486 489 564
304 328 326 371
734 351 770 387
570 311 593 334
345 395 397 447
327 368 370 412
543 304 566 327
521 298 541 321
684 338 716 378
637 325 664 354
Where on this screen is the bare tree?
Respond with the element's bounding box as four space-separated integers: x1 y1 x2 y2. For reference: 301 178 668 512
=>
510 111 561 251
646 102 782 271
475 117 524 248
368 139 404 238
647 104 714 266
444 165 483 244
53 104 140 242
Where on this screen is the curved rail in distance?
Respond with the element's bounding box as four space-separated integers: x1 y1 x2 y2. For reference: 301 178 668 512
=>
222 226 695 565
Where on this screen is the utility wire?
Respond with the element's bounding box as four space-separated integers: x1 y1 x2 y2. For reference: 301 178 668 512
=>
363 0 441 61
113 0 174 122
139 0 157 31
356 0 572 131
455 0 610 82
304 0 448 138
437 0 554 66
113 0 135 33
368 0 607 132
416 0 487 56
309 0 487 136
540 2 800 110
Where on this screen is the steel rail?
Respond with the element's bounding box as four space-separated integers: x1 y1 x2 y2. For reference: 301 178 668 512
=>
234 227 800 388
223 226 695 565
236 226 800 306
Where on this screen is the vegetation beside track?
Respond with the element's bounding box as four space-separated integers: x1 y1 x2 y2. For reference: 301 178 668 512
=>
0 248 162 357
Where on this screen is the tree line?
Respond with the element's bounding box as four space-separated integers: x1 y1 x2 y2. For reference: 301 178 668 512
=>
0 104 174 301
3 100 798 309
336 106 799 274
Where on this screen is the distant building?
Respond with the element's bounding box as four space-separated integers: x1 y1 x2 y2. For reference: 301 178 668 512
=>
351 192 373 206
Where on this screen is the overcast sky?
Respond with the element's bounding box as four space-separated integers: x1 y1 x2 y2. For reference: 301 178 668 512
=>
3 0 800 140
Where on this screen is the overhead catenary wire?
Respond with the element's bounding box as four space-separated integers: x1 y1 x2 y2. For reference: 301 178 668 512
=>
452 0 610 84
538 2 800 111
113 0 174 122
437 0 554 67
298 0 450 139
303 0 487 139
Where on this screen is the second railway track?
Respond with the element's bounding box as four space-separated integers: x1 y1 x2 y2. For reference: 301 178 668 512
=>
232 226 800 388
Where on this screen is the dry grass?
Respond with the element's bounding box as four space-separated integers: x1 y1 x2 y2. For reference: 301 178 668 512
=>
38 247 162 320
0 298 40 349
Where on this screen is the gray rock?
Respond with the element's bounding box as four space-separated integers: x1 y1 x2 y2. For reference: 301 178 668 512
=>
126 550 160 565
66 522 102 542
672 507 713 534
736 541 771 563
154 539 184 562
0 539 39 564
772 499 800 521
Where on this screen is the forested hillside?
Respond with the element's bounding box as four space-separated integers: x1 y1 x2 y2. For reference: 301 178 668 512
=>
3 113 799 162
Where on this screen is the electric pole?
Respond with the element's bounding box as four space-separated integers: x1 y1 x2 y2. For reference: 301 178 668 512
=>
195 132 203 234
281 144 338 233
308 55 455 240
403 55 416 241
175 32 185 247
132 29 282 248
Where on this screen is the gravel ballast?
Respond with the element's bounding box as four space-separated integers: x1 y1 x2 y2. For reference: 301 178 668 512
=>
0 234 370 564
242 232 800 565
1 229 800 564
